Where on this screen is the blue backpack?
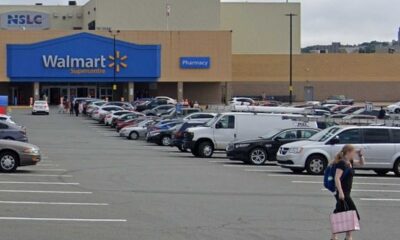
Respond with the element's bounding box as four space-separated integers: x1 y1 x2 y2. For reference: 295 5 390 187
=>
324 164 349 192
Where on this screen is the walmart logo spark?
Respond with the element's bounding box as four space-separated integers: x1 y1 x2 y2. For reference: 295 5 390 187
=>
108 51 128 73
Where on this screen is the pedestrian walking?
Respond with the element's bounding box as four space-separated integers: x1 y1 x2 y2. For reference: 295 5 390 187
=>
330 144 365 240
74 101 80 117
69 100 74 115
378 106 386 119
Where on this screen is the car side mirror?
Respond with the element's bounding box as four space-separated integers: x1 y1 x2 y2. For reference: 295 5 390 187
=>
329 136 340 145
274 136 282 141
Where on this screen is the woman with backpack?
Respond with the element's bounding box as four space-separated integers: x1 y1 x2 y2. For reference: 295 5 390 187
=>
331 144 365 240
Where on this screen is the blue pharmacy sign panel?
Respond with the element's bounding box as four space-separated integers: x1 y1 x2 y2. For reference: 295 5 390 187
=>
180 57 210 69
7 32 161 82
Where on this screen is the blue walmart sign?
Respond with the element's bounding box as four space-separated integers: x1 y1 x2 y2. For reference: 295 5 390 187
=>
180 57 210 69
7 32 161 82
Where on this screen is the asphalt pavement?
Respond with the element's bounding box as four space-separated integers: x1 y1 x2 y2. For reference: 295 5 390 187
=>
0 108 399 240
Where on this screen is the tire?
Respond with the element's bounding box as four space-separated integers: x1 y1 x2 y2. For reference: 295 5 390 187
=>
198 141 214 158
305 154 327 175
395 109 400 114
247 148 267 165
394 159 400 177
291 168 304 174
4 137 14 140
0 151 19 173
161 135 172 146
374 170 389 176
191 147 200 157
128 131 139 140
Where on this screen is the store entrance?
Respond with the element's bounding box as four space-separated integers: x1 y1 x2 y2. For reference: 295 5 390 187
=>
42 85 97 105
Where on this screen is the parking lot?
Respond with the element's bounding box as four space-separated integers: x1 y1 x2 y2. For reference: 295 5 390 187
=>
0 108 398 240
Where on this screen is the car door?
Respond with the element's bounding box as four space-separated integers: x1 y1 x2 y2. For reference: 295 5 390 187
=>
213 115 236 150
269 129 300 159
361 128 394 169
0 122 8 139
329 129 363 161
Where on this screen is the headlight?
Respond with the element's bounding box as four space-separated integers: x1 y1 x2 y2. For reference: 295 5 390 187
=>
288 147 303 154
23 148 40 155
235 143 250 149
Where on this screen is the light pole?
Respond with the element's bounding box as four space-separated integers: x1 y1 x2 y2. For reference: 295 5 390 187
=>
285 13 297 105
108 29 120 101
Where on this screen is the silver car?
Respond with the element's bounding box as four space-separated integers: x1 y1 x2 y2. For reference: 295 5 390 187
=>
0 140 41 172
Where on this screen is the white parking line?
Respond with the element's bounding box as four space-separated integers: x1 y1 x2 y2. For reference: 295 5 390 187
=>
224 164 279 168
208 160 231 163
244 169 288 172
0 174 72 177
0 217 127 222
37 164 59 167
360 198 400 202
0 190 92 194
321 188 400 193
269 174 400 180
0 181 79 185
292 180 400 186
0 201 108 206
21 168 67 172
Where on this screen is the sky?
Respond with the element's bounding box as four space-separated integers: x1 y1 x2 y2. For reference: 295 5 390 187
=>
1 0 399 47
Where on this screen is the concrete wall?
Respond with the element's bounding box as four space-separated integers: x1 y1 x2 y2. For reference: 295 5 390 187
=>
221 3 301 54
0 5 83 30
92 0 220 31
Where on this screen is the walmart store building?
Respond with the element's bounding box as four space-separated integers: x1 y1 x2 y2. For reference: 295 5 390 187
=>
2 0 399 105
0 0 302 105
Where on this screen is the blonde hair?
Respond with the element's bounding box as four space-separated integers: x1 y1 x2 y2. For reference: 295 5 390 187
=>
332 144 355 165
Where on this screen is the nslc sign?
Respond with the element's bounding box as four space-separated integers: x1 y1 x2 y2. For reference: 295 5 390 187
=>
0 11 50 29
180 57 211 69
7 32 161 82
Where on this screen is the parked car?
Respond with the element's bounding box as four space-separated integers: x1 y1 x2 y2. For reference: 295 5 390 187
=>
172 121 206 152
32 100 49 115
183 113 318 158
227 128 320 165
0 114 16 125
0 140 41 172
340 105 364 114
183 112 216 121
387 102 400 114
119 119 156 140
277 126 400 176
86 101 106 115
0 121 27 142
103 102 134 110
92 106 124 122
104 110 137 126
135 99 169 112
229 97 255 106
323 95 354 105
329 105 348 113
111 112 145 128
161 108 201 119
155 96 177 105
146 121 184 146
116 116 149 132
142 104 175 116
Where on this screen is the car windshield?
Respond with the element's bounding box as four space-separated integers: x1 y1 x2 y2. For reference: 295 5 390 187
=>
205 114 220 127
34 101 47 105
308 127 341 142
260 129 282 139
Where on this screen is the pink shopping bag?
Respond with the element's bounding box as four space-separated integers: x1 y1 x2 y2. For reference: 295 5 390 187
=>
330 210 360 234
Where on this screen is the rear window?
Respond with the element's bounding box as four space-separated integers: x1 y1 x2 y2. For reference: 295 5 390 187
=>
363 129 390 144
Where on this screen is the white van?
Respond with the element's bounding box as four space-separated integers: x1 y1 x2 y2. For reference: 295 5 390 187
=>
183 112 318 158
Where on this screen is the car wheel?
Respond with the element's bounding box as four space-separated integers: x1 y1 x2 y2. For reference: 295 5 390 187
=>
4 137 14 140
198 141 214 158
395 109 400 114
247 148 267 165
374 170 389 176
0 151 18 173
306 154 327 175
394 159 400 177
291 168 304 174
161 136 172 146
191 146 200 157
128 131 139 140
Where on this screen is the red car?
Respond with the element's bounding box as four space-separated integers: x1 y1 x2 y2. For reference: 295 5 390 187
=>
116 117 148 132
